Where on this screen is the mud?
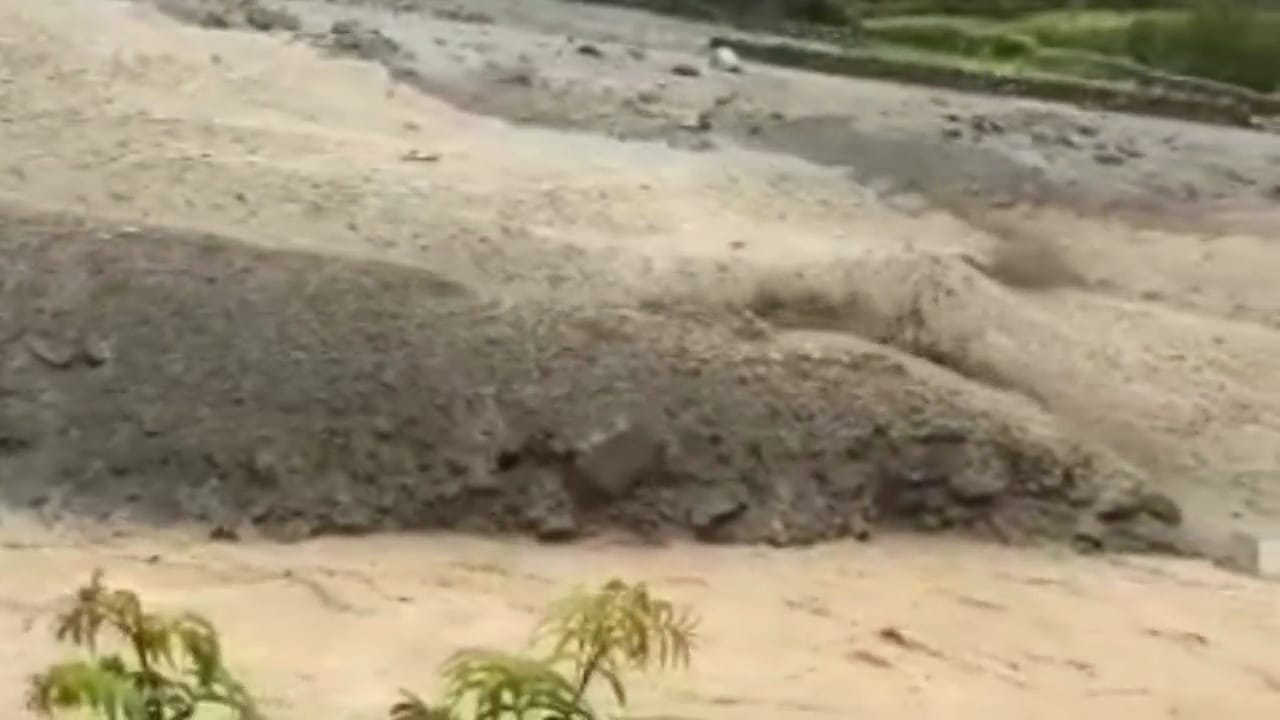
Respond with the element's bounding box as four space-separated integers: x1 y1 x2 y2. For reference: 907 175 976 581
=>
0 207 1182 551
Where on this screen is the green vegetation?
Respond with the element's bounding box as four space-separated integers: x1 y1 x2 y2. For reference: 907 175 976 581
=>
27 571 259 720
393 578 699 720
572 0 1280 114
26 574 698 720
862 1 1280 92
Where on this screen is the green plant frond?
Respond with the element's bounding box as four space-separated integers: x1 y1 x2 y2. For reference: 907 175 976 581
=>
39 572 261 720
166 612 224 683
440 648 593 720
592 661 627 707
534 579 699 674
27 658 147 720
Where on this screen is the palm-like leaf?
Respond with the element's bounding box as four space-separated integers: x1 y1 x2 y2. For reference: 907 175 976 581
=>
27 658 146 720
533 579 698 704
31 571 259 720
440 649 594 720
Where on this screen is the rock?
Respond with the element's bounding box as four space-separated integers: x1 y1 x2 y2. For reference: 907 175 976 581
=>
198 10 232 28
941 126 963 140
577 43 604 59
1139 491 1183 526
433 7 494 24
1106 515 1188 555
26 334 76 369
1093 150 1126 166
209 524 240 542
1217 531 1280 579
82 336 112 367
532 507 579 542
688 487 747 533
521 468 580 541
671 63 701 78
244 4 300 32
1094 485 1143 522
570 423 664 501
970 115 1005 135
1072 514 1106 553
948 468 1008 502
1117 143 1144 159
709 46 742 73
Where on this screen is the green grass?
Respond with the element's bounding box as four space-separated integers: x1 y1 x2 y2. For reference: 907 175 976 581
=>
863 3 1280 92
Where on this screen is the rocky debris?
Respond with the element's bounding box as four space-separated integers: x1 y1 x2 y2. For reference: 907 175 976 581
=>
1217 531 1280 579
520 468 580 542
567 422 665 503
671 63 702 78
433 6 494 25
0 211 1195 555
401 149 442 163
1093 150 1126 166
576 43 605 59
321 19 409 64
709 45 743 74
159 0 299 32
687 485 749 540
969 115 1005 136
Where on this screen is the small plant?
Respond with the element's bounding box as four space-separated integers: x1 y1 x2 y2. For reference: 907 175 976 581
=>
28 570 259 720
392 578 698 720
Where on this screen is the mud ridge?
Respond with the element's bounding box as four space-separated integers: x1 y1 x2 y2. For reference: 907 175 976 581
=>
0 206 1186 551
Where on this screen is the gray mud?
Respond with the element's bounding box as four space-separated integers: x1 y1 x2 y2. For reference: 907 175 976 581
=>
0 207 1184 551
186 0 1280 230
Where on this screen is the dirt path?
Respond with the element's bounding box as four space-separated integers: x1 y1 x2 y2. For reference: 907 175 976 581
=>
2 524 1278 720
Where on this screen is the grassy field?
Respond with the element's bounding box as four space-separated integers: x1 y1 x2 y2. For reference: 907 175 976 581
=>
863 3 1280 92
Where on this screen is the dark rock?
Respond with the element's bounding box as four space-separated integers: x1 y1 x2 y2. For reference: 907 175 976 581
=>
209 524 240 542
970 115 1005 135
1064 477 1100 506
569 423 664 501
198 10 232 28
1093 150 1126 166
688 486 747 532
26 334 76 369
244 4 300 32
1117 143 1144 159
1072 514 1105 553
941 126 963 140
331 19 359 35
671 63 702 78
82 336 112 367
948 467 1008 502
1139 491 1182 526
532 508 579 542
433 7 494 24
577 43 604 59
848 509 873 541
1106 515 1189 555
1094 485 1143 522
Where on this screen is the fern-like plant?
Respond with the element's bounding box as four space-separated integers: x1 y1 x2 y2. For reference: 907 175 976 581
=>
533 579 696 706
28 570 259 720
392 578 698 720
